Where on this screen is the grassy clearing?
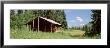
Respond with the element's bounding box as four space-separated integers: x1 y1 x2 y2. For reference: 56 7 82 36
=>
10 28 101 39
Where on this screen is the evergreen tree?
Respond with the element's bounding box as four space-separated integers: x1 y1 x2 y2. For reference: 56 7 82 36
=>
10 10 68 29
90 10 101 36
84 10 101 36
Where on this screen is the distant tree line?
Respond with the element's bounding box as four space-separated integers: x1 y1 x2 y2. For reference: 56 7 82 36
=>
71 23 91 32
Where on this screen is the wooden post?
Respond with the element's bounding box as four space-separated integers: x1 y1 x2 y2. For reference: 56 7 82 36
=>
51 24 52 32
44 21 47 31
29 25 31 31
33 20 34 30
45 21 46 32
55 26 57 32
38 17 39 32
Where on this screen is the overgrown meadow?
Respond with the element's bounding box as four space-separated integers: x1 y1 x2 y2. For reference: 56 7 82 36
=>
10 26 101 39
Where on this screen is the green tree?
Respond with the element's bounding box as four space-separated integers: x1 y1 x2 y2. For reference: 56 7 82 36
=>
90 10 101 36
84 10 101 36
10 10 68 30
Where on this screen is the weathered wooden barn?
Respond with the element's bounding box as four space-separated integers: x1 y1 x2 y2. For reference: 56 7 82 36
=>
26 16 62 32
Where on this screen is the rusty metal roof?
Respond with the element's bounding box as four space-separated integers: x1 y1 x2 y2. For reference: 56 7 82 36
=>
40 17 61 25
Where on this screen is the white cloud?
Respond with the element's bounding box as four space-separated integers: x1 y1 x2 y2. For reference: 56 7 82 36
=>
76 16 83 22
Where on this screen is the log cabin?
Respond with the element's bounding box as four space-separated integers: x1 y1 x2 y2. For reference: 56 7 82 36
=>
26 16 62 32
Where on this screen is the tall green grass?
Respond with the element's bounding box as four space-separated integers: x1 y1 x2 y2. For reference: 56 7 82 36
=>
10 27 101 39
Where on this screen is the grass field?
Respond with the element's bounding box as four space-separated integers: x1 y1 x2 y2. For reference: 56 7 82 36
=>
10 28 101 39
